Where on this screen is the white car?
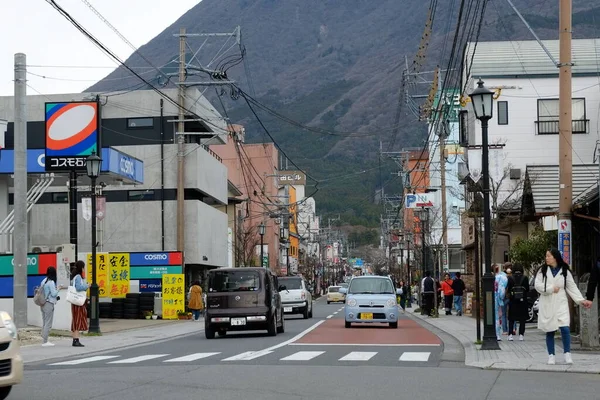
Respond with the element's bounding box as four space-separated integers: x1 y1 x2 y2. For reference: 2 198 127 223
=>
0 312 23 399
278 276 313 319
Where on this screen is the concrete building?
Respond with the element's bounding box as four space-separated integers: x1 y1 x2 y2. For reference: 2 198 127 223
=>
0 88 230 283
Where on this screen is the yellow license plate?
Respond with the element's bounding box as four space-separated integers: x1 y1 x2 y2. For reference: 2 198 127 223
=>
360 313 373 320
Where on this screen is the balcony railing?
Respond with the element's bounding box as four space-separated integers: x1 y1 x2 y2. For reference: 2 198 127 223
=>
201 144 223 163
535 119 589 135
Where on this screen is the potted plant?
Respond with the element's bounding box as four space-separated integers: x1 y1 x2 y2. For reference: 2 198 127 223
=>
143 310 153 320
177 311 188 320
187 312 193 320
152 314 158 320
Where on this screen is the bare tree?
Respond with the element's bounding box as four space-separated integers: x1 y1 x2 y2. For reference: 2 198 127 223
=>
235 224 260 267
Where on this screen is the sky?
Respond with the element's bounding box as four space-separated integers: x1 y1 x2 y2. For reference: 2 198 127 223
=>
0 0 201 96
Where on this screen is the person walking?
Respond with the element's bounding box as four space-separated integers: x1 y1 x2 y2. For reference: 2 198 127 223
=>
40 266 63 347
70 261 89 347
452 272 466 316
398 280 407 313
494 264 509 340
440 273 454 315
507 264 529 341
535 248 592 365
188 280 204 321
421 271 435 317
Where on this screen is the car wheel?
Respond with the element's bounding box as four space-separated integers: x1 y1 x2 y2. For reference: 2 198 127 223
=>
267 314 277 336
327 301 330 304
345 321 351 328
205 325 215 339
0 386 11 400
303 305 309 319
389 322 398 329
277 312 285 333
308 304 313 318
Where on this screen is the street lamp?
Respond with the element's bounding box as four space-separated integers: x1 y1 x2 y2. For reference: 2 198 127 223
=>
285 241 291 276
469 79 499 350
85 151 102 334
259 222 266 268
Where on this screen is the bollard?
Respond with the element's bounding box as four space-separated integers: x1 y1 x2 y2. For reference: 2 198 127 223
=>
579 282 599 349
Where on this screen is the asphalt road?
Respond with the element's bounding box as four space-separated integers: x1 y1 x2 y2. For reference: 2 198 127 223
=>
12 299 600 400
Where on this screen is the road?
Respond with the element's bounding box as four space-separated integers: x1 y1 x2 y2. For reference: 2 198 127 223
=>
14 299 600 400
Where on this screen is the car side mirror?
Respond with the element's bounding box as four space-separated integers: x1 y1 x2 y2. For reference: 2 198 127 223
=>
278 285 287 292
339 287 347 294
396 288 403 296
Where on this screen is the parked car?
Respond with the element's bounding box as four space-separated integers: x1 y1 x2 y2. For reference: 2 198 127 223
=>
327 286 345 304
278 276 313 319
340 276 402 329
204 268 285 339
0 311 22 399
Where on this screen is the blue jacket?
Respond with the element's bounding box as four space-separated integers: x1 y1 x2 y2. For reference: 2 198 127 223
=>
42 278 59 304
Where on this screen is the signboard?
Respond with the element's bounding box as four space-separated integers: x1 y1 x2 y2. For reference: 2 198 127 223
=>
108 253 130 298
277 171 306 186
130 266 182 279
44 101 100 171
162 274 185 319
405 193 434 209
0 253 56 276
558 219 572 266
86 253 109 297
129 252 182 266
139 279 162 293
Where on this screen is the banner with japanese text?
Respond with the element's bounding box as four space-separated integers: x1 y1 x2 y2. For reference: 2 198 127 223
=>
108 253 130 298
86 252 109 298
162 274 185 320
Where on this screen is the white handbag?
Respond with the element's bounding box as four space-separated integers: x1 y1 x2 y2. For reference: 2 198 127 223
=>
66 283 86 306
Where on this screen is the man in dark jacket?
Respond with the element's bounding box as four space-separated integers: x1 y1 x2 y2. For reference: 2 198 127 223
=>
452 272 466 316
585 258 600 302
421 271 435 317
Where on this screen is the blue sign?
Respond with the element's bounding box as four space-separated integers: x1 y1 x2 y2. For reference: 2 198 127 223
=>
130 252 181 266
139 279 162 293
0 275 44 298
107 148 143 184
355 258 364 266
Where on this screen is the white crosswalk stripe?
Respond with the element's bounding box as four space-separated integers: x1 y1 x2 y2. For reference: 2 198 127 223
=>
339 351 377 361
108 354 169 364
164 353 221 362
50 356 120 366
221 351 273 361
280 351 324 361
399 352 430 362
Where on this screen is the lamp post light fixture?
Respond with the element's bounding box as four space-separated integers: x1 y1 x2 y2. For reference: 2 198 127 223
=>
469 79 500 351
259 222 266 269
85 151 102 334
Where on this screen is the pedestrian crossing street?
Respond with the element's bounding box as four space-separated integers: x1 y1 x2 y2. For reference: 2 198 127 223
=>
47 348 434 367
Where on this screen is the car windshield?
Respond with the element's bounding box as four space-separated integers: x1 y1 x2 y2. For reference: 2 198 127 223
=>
340 283 348 288
348 278 394 294
209 270 261 292
279 277 302 290
328 287 340 293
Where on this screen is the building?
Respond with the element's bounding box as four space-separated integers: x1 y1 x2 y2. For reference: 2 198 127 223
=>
461 38 600 274
0 88 230 284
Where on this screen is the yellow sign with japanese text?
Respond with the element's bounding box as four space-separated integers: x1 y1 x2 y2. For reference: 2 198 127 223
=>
86 253 109 298
162 274 185 320
108 253 130 298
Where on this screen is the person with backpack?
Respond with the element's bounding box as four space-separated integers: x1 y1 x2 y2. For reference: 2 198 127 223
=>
535 248 593 365
507 263 529 341
36 267 63 347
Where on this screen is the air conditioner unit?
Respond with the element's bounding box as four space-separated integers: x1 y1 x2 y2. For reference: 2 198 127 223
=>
31 246 50 253
55 245 64 253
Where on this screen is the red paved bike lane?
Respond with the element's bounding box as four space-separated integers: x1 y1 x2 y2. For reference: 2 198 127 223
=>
295 318 441 346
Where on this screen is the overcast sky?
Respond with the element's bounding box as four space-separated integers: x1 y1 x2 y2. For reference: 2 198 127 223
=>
1 0 200 96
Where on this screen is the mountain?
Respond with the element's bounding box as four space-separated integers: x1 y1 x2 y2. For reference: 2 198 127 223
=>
88 0 600 231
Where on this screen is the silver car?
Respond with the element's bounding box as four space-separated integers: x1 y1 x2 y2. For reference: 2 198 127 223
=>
340 276 402 329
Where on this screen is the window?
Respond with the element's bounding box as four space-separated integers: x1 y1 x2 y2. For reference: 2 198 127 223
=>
348 278 394 294
128 190 155 201
127 117 154 129
52 192 68 203
497 101 508 125
208 270 261 292
537 98 587 134
278 277 302 290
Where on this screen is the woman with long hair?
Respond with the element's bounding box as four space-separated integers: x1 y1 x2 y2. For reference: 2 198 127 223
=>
188 280 204 321
70 260 89 347
535 248 592 365
40 266 63 346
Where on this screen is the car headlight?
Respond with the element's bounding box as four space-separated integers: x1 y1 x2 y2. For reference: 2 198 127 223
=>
347 298 357 307
386 299 396 307
0 312 17 340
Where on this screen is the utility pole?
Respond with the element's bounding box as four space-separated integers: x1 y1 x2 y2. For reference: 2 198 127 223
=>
13 53 27 328
557 0 573 264
439 122 449 273
177 28 186 264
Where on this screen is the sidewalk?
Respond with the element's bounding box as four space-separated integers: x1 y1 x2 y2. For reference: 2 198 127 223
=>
409 308 600 374
20 318 203 365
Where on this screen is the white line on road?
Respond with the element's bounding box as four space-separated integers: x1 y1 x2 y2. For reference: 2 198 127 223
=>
339 351 377 361
326 315 333 319
49 356 120 366
222 351 274 361
280 351 325 361
108 354 169 364
289 343 441 347
164 352 221 362
333 312 338 314
399 352 431 362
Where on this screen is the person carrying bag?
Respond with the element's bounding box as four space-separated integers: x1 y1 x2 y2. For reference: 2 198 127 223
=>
69 261 89 347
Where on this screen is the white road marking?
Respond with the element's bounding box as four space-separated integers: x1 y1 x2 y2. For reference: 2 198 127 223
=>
399 352 431 362
289 343 441 347
222 351 274 361
326 315 333 319
49 355 120 366
339 351 377 361
164 352 220 362
280 351 325 361
333 311 338 314
108 354 169 364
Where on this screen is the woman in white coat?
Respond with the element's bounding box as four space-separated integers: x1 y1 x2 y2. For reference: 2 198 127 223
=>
535 248 592 365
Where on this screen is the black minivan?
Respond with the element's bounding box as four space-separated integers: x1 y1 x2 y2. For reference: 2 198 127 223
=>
204 267 285 339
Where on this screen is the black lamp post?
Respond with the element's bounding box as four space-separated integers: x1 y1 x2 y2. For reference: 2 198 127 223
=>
469 79 500 350
86 151 102 334
285 241 291 276
259 222 266 268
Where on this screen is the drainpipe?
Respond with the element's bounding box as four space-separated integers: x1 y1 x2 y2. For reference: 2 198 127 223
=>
160 99 165 251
